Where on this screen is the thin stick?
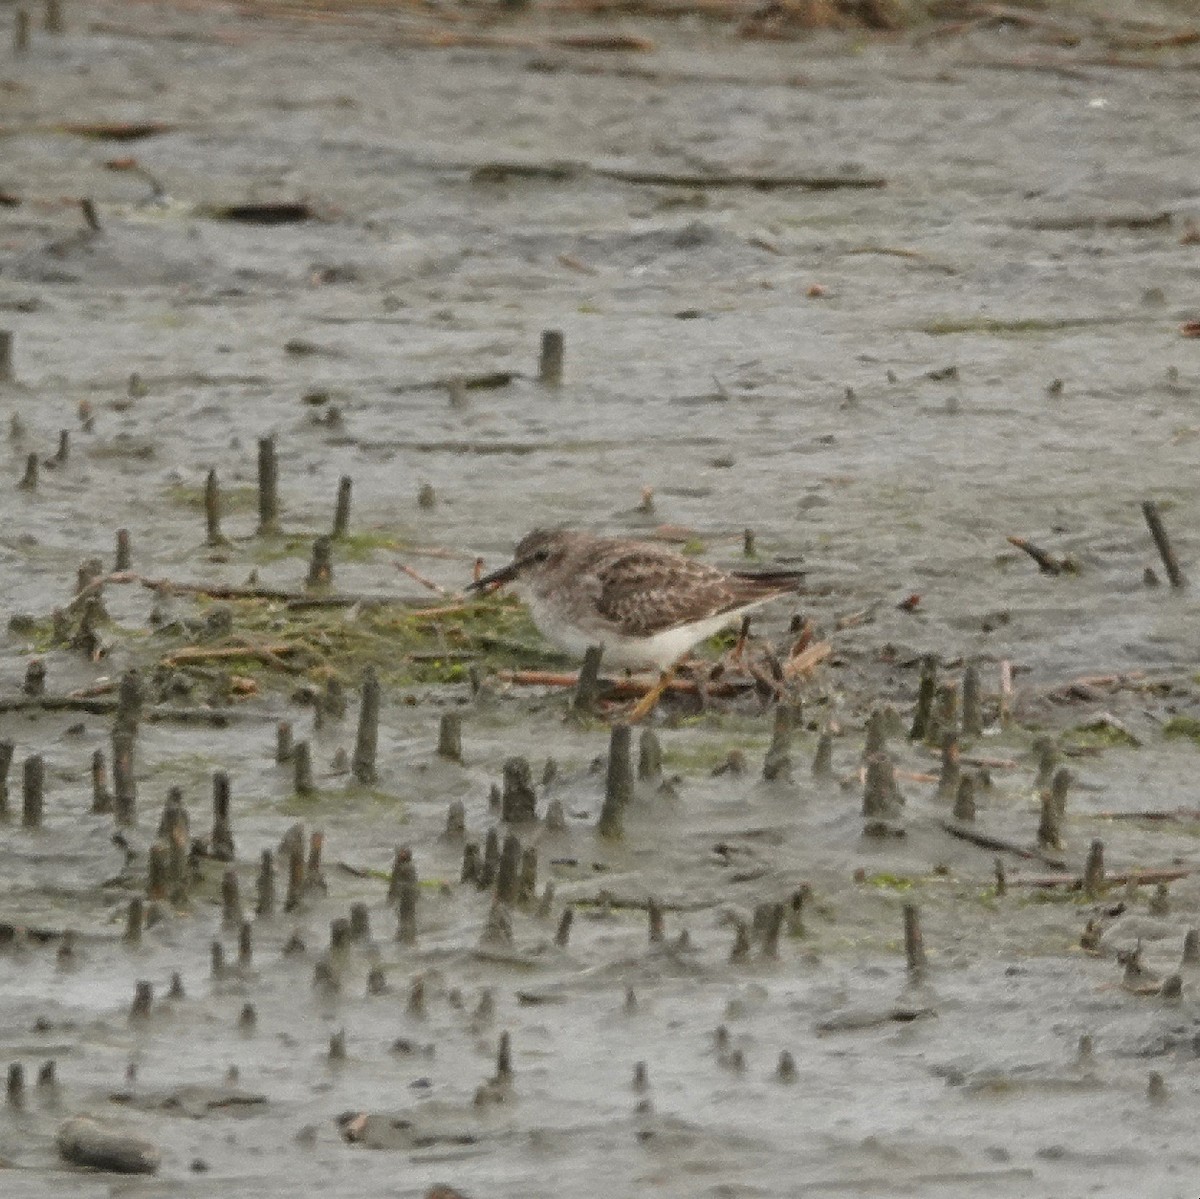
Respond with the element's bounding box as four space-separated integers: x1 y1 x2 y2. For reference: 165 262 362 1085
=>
395 561 449 595
1142 500 1186 588
938 818 1067 868
496 668 753 698
781 640 832 678
1011 867 1189 889
159 644 297 668
1094 809 1200 822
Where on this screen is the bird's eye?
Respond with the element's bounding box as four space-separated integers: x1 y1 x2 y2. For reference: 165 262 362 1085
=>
533 549 550 563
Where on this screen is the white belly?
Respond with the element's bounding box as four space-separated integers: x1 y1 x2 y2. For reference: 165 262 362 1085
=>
524 593 751 671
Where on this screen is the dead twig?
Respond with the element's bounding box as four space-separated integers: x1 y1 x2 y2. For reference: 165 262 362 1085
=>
1007 535 1075 575
1010 867 1190 889
159 643 299 668
939 818 1068 868
495 669 754 699
394 561 451 596
1095 809 1200 823
782 640 832 679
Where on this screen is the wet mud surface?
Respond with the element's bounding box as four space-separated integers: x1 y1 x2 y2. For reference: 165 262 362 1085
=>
4 2 1200 1196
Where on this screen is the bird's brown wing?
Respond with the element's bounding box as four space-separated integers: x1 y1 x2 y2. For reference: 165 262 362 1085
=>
592 551 797 638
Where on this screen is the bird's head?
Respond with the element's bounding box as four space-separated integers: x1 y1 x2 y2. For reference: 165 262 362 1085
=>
468 529 571 592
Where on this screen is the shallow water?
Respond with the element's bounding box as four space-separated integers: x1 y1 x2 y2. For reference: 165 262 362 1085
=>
4 4 1200 1196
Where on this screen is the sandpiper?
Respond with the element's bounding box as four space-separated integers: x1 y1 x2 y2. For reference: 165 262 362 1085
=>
469 529 804 718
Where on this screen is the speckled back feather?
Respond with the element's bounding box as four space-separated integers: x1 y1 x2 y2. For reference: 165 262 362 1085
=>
514 530 803 640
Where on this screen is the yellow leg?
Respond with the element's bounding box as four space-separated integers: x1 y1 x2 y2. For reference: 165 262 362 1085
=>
626 669 675 723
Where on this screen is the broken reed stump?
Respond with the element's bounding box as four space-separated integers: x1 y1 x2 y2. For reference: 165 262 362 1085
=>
1084 839 1105 898
501 756 536 822
221 869 242 929
961 662 983 736
538 329 564 385
647 897 665 944
1183 930 1200 967
18 452 37 491
45 0 63 34
937 732 961 802
903 903 926 977
129 980 153 1021
284 844 305 912
480 900 512 947
759 902 784 959
637 729 662 782
811 729 833 777
494 833 522 905
14 9 30 54
598 723 633 839
0 330 12 381
349 902 370 942
554 907 573 946
952 773 976 822
862 754 899 834
571 645 604 714
909 655 937 740
762 705 795 781
0 740 11 817
437 711 463 763
1033 738 1058 790
210 771 235 861
6 1063 24 1107
114 668 143 739
204 469 229 546
256 850 275 916
1142 500 1186 589
256 436 279 534
23 658 45 697
387 845 415 903
114 528 132 572
350 666 380 785
306 536 333 590
460 842 480 884
124 897 143 943
864 708 887 758
112 731 136 826
480 827 500 887
275 720 293 764
518 846 538 905
332 475 352 538
927 681 959 746
1037 767 1071 850
293 741 315 796
22 754 44 828
396 863 419 945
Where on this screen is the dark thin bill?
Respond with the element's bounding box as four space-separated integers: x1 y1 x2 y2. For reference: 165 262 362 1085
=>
467 560 521 592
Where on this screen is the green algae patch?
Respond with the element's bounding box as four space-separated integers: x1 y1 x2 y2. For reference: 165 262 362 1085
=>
1064 717 1141 750
862 872 918 891
922 315 1125 337
146 592 551 694
1164 716 1200 746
